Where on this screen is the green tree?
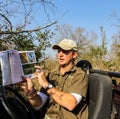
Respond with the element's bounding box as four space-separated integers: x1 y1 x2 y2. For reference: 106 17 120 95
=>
110 32 120 61
0 0 56 61
100 26 107 57
0 28 53 62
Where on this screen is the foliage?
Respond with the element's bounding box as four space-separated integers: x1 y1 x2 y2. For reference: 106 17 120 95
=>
0 0 56 62
50 24 120 72
54 24 97 60
0 0 56 33
110 31 120 60
0 28 53 62
34 30 53 62
0 0 120 74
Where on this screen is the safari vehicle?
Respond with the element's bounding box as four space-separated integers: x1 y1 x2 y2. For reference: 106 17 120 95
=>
0 60 120 119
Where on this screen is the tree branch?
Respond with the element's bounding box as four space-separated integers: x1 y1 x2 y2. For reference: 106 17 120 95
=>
0 13 12 31
0 21 57 34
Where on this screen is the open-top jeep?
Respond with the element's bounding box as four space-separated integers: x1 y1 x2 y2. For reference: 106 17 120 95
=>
0 60 120 119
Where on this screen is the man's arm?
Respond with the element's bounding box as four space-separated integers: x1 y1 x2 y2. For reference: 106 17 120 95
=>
27 87 82 111
30 66 83 110
47 87 82 111
28 93 43 108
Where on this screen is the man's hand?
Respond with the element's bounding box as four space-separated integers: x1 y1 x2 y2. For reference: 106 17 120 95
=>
20 76 34 94
34 66 49 89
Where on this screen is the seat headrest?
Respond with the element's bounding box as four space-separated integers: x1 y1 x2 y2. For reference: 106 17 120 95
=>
76 60 92 72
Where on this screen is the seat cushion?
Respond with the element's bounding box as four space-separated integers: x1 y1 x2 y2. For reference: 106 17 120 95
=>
88 73 112 119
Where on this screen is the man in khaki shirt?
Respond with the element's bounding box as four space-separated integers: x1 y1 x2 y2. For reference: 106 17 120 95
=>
21 39 88 119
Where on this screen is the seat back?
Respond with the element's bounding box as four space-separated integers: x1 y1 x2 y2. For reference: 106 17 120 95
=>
88 73 112 119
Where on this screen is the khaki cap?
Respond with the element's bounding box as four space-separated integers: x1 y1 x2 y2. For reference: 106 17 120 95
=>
52 39 77 51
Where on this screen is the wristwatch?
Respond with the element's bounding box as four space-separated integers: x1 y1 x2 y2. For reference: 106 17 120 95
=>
48 83 53 89
46 83 53 90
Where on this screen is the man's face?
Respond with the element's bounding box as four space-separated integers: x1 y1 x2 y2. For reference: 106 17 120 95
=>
57 48 77 66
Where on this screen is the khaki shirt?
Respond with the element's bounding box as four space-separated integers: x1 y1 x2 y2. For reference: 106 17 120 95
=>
45 65 88 119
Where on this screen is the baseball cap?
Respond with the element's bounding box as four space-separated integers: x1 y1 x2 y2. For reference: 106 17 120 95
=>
52 39 77 51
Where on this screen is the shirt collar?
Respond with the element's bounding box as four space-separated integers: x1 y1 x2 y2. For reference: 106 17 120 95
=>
54 65 76 75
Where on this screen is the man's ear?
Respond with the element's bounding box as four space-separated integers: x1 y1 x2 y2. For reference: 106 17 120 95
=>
73 51 78 58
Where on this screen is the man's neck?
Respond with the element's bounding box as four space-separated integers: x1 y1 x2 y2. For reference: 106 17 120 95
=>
60 63 74 75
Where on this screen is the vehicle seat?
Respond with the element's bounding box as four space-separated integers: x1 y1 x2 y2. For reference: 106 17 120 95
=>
88 73 112 119
76 60 112 119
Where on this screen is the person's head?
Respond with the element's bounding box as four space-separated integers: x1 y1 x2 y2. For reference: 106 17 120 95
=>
52 39 78 67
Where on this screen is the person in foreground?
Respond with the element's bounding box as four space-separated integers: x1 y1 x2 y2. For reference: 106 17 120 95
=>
20 39 89 119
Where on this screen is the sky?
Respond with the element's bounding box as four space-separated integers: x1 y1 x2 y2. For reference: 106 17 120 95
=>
54 0 119 36
12 0 120 44
5 0 120 56
40 0 120 56
3 0 120 42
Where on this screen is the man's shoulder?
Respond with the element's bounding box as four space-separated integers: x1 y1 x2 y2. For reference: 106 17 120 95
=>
74 65 85 74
